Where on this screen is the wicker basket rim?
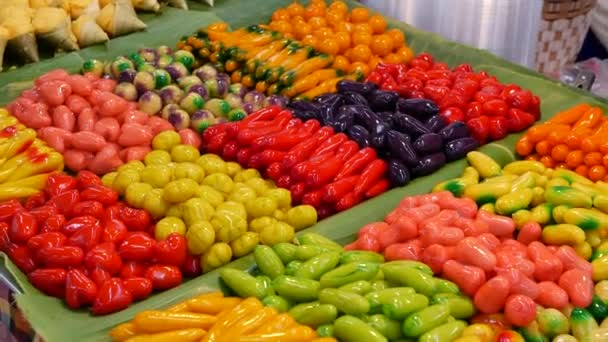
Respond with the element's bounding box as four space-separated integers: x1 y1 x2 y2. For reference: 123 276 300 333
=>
543 0 597 20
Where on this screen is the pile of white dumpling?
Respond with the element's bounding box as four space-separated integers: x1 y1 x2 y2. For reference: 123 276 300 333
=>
0 0 191 69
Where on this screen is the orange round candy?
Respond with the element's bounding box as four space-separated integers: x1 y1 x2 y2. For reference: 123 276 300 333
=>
603 154 608 168
325 10 345 25
368 55 382 70
286 2 305 17
370 34 394 56
564 133 582 149
369 14 387 34
301 35 320 49
334 31 351 51
386 28 405 48
576 164 589 177
352 32 372 46
314 27 334 40
539 156 555 168
350 7 370 23
329 0 348 13
353 23 373 35
584 152 602 166
334 21 353 33
272 8 290 21
349 61 370 76
396 46 414 63
535 140 552 156
319 38 340 55
294 22 312 39
383 53 402 64
270 20 292 34
350 44 372 62
589 165 607 181
515 137 533 156
580 137 599 153
207 22 228 32
304 4 325 19
555 163 568 169
525 154 539 161
308 16 328 29
332 55 350 71
550 144 569 162
565 150 583 168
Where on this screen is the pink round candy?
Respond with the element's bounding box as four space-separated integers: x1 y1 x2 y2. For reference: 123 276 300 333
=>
558 268 594 308
35 69 69 86
517 222 542 245
535 281 569 309
178 128 202 149
442 260 486 297
474 275 511 314
389 215 418 241
504 295 536 327
454 237 497 272
384 240 422 261
52 105 76 132
66 74 93 97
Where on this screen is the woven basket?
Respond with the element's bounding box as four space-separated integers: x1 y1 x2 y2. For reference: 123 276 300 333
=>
535 0 597 76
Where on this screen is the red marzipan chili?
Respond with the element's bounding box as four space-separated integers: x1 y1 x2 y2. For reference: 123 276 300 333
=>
335 191 360 211
365 179 389 198
335 147 378 180
221 141 239 161
311 133 348 157
251 119 320 151
290 182 306 203
302 189 324 208
265 162 284 180
236 148 253 166
290 151 334 181
323 175 359 203
281 126 333 169
236 111 292 145
353 159 388 197
239 105 281 125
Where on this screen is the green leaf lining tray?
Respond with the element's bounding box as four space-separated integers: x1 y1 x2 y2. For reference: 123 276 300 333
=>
0 1 606 341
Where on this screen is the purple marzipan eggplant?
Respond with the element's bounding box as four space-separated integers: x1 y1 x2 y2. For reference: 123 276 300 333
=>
386 130 418 167
368 89 399 112
337 80 377 96
396 98 439 119
348 125 371 148
438 121 470 142
425 114 447 132
394 113 430 138
444 137 479 161
412 152 446 176
413 133 444 155
388 159 410 186
343 91 369 107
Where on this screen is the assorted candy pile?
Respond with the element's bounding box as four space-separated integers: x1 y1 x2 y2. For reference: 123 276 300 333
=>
110 292 333 342
0 171 198 314
367 54 541 143
7 69 200 175
4 1 608 341
84 46 288 132
516 103 608 180
0 108 63 201
267 0 414 74
201 106 390 216
220 233 475 342
289 79 478 186
103 130 318 272
178 23 360 100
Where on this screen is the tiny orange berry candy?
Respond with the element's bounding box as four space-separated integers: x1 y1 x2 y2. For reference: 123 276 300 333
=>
386 28 405 48
584 152 603 166
566 150 584 168
286 2 305 17
350 7 370 23
540 156 555 168
329 0 348 14
272 8 290 21
352 32 372 46
319 38 340 55
350 44 372 62
550 144 569 162
589 165 607 181
349 61 370 76
535 140 552 156
369 14 387 34
370 34 393 56
576 164 589 177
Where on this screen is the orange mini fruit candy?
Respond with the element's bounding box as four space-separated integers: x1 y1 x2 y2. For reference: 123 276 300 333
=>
535 140 552 156
353 23 373 35
329 0 348 13
515 136 533 156
576 164 589 177
369 14 387 34
603 154 608 168
308 16 328 29
301 35 320 49
396 46 414 63
352 32 372 46
349 61 370 76
334 31 351 51
304 4 325 19
589 165 607 182
286 2 305 17
383 53 402 64
350 7 370 23
564 132 582 149
319 38 340 55
584 152 602 166
386 28 405 48
525 155 539 161
580 137 599 153
272 8 290 21
550 144 569 162
368 55 382 70
350 44 372 62
332 55 350 71
565 150 584 168
294 22 312 39
314 27 334 40
540 156 555 168
370 34 394 56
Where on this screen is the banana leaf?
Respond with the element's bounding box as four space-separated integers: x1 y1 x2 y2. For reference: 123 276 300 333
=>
0 1 607 341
